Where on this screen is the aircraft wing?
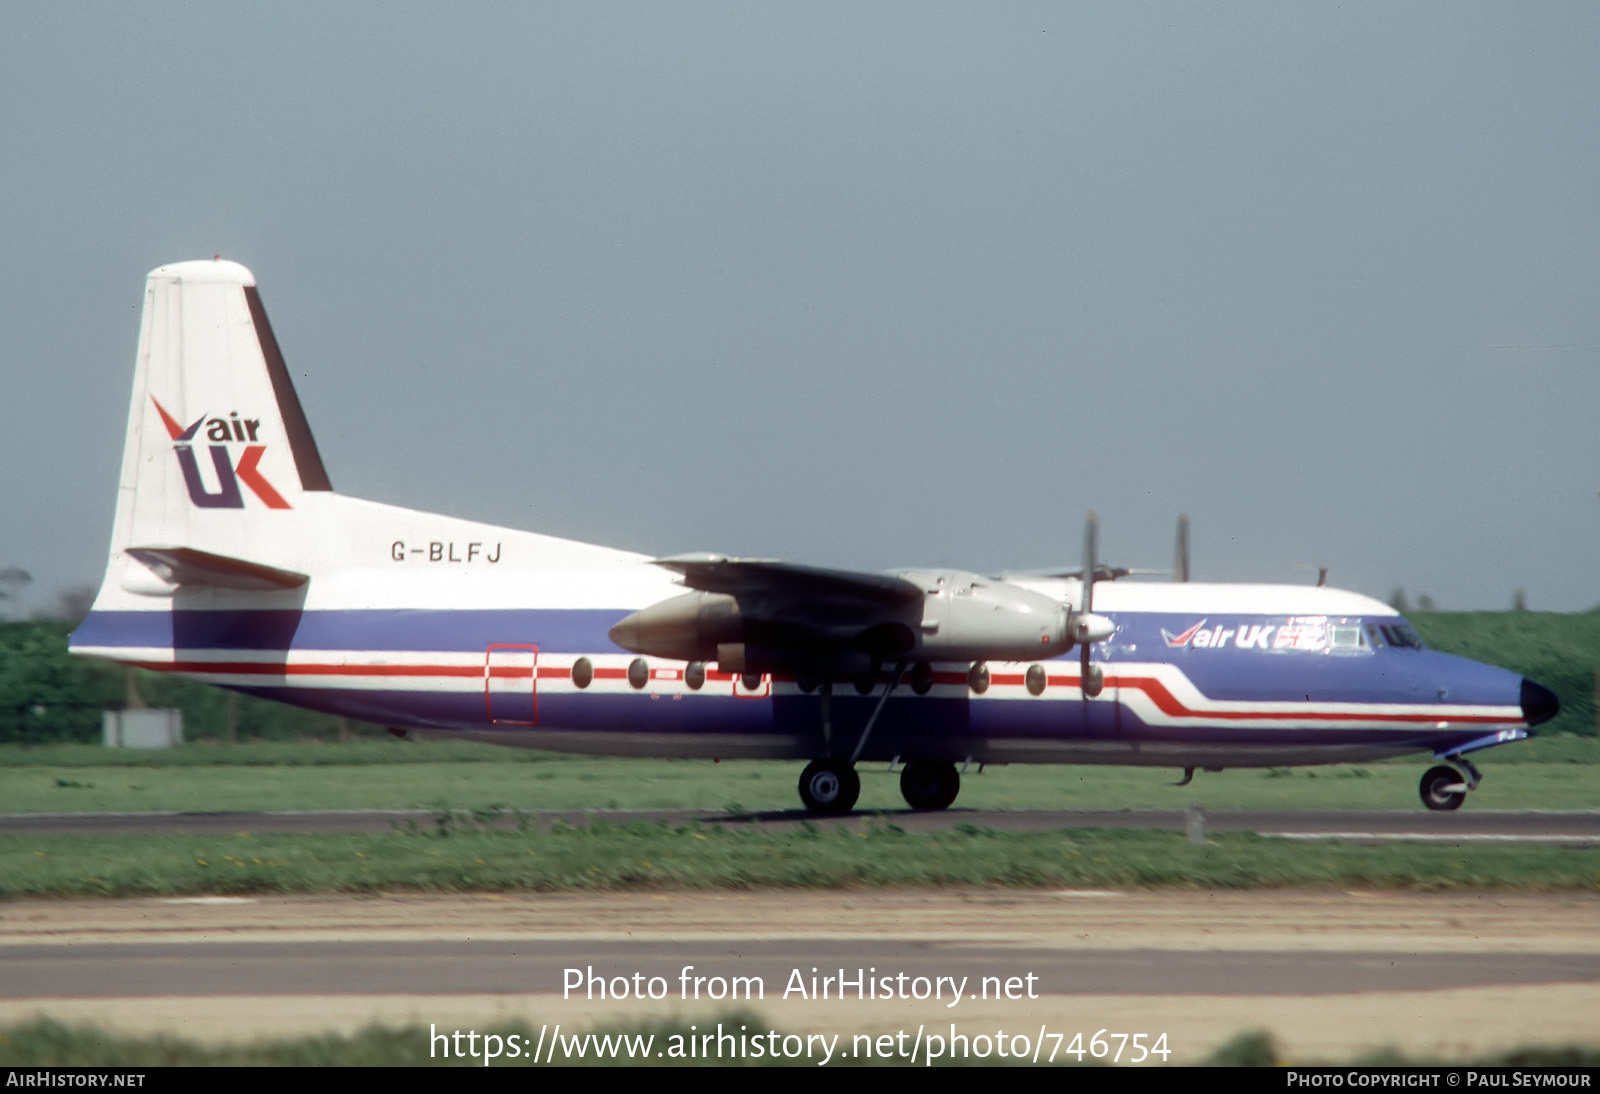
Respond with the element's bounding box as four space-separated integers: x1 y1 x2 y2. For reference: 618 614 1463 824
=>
617 554 1070 672
654 554 924 606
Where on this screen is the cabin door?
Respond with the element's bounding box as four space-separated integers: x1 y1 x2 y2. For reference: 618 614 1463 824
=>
485 644 539 725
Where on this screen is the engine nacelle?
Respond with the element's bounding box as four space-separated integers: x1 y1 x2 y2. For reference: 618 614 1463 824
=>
894 570 1074 662
609 571 1080 670
608 591 741 662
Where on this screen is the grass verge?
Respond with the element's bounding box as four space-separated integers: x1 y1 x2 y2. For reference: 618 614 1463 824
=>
3 738 1597 814
3 820 1598 897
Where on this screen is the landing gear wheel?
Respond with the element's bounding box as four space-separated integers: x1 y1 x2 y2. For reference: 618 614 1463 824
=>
798 760 860 816
899 761 961 811
1420 764 1467 812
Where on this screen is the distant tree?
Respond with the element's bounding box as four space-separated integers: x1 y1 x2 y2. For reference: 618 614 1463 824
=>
1389 587 1410 613
0 567 32 619
51 586 97 624
1513 588 1528 612
1417 594 1435 612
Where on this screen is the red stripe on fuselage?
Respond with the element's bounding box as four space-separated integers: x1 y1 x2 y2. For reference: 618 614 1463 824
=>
122 659 1520 726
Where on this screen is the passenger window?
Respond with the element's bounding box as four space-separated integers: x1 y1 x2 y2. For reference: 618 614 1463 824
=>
1026 664 1047 696
1329 626 1362 650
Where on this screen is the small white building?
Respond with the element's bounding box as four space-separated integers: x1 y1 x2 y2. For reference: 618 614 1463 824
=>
103 708 183 749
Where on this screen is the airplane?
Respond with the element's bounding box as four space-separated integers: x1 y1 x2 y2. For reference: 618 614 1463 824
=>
69 259 1560 815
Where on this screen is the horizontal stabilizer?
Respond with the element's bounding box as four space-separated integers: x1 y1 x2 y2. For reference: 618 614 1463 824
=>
125 546 309 591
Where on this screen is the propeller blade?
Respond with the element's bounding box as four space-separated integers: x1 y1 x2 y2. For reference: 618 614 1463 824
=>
1175 513 1190 582
1082 512 1098 614
1080 512 1104 697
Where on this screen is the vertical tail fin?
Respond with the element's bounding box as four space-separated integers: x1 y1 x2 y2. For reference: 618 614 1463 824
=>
105 259 331 591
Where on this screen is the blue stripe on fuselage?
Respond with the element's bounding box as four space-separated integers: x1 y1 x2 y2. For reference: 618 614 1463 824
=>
1106 613 1521 709
72 608 631 653
71 607 1524 713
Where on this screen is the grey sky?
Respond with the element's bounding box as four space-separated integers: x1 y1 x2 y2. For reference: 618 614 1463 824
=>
3 3 1596 617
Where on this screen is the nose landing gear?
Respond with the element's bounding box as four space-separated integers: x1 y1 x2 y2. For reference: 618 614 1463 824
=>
1419 756 1482 812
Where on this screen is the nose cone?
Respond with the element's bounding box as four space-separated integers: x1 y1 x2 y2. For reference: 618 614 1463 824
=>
1520 678 1560 727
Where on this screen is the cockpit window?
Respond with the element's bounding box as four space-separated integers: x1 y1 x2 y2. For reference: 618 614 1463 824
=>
1329 625 1362 650
1365 624 1384 648
1379 622 1423 649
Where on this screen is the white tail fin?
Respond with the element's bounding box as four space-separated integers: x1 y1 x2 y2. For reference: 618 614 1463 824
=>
105 259 331 593
87 259 642 613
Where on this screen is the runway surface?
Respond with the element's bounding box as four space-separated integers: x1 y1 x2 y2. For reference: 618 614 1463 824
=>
1 890 1596 1064
3 807 1598 843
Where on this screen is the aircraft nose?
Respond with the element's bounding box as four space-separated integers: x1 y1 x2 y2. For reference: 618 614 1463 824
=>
1520 678 1560 727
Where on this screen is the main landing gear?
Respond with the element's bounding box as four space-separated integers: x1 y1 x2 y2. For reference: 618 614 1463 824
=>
899 760 961 811
797 757 964 814
798 759 860 816
1419 757 1482 812
795 663 965 815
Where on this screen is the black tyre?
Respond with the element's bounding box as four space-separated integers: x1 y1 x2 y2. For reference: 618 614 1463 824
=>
798 760 860 816
899 760 961 811
1419 764 1467 812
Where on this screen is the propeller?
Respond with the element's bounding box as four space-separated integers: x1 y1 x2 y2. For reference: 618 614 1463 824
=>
1076 513 1109 697
1002 514 1190 584
1012 513 1186 701
1174 513 1190 582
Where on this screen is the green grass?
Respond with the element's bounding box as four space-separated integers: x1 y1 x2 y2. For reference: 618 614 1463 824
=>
0 739 540 768
3 820 1597 897
1 1017 1596 1067
2 739 1597 814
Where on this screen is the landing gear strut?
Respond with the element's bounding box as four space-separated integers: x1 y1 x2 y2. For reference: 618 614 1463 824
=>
900 761 960 810
796 662 906 816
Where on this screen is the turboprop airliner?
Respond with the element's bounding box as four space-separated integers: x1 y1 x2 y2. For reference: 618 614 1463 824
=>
69 260 1560 814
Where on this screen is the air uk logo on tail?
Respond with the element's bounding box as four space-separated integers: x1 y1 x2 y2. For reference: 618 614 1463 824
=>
151 396 290 509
